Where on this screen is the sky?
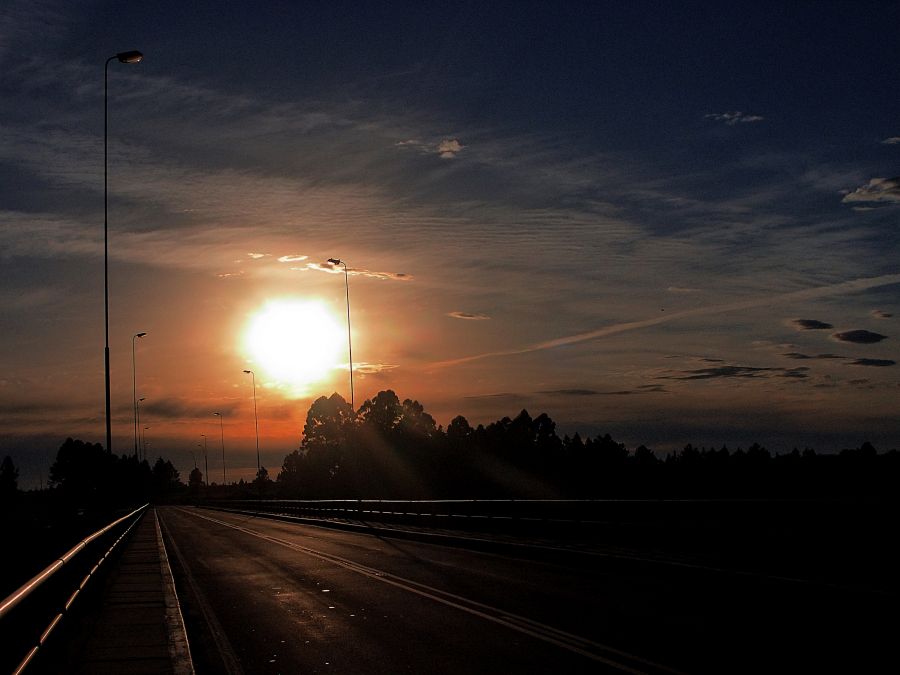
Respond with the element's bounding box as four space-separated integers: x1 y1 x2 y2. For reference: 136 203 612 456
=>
1 0 898 488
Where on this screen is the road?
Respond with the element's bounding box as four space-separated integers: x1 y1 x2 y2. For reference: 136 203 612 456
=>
158 507 893 674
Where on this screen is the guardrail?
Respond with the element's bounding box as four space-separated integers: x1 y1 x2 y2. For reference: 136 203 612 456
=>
0 504 149 674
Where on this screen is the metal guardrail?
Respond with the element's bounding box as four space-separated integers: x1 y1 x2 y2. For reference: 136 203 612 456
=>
0 503 149 674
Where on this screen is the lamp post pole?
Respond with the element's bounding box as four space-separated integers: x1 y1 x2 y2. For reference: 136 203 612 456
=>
142 426 150 458
327 258 354 411
243 370 260 477
201 434 209 487
104 50 143 454
136 397 145 461
132 332 146 458
213 412 226 485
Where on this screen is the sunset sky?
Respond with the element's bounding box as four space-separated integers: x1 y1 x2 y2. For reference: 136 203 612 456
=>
2 1 898 487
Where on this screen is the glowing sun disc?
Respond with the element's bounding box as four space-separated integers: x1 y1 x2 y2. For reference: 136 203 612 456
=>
243 299 345 393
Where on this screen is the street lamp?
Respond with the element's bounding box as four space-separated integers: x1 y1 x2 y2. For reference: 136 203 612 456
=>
142 426 150 458
327 258 354 411
132 332 147 458
104 49 143 454
200 434 209 487
243 370 260 477
136 397 146 461
213 412 226 485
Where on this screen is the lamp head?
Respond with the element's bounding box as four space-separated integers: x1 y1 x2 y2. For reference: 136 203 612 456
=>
327 258 341 265
213 412 221 417
136 332 147 338
116 50 144 64
243 370 252 374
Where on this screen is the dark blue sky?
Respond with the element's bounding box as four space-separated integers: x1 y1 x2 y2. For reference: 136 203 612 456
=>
1 0 898 486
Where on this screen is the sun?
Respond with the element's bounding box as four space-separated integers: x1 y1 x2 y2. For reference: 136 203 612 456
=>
242 299 346 396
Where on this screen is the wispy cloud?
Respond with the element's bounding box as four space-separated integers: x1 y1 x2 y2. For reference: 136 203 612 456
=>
881 137 900 145
660 365 809 380
300 262 412 281
782 352 845 360
277 254 308 263
247 252 269 259
437 138 464 158
790 319 833 331
430 274 900 368
842 177 900 204
705 111 764 125
394 137 464 158
848 358 895 367
871 309 893 319
447 311 490 320
831 329 888 344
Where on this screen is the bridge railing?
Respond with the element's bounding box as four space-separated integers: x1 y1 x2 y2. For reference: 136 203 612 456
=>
0 504 149 674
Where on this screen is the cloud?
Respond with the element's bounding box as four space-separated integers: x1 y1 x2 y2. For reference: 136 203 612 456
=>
842 177 900 204
437 138 464 158
831 330 888 344
660 365 809 380
447 311 490 320
882 137 900 145
394 137 464 158
353 362 398 374
216 271 244 278
300 261 412 281
705 112 765 126
247 252 268 259
782 353 845 360
277 254 308 263
848 358 895 367
143 398 240 419
871 309 893 319
538 386 667 396
430 274 900 369
791 319 833 330
667 286 700 294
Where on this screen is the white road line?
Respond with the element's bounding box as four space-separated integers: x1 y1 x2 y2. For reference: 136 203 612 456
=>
176 507 686 675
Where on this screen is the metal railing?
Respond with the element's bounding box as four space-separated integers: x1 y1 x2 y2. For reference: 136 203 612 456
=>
0 504 149 674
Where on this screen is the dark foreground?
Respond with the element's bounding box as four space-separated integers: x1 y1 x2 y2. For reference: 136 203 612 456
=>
158 506 893 675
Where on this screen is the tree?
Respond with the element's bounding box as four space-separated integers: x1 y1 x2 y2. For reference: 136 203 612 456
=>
188 467 204 493
152 457 181 493
0 455 18 500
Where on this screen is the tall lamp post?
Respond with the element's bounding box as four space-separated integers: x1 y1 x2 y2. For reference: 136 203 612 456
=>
213 412 226 485
104 50 143 454
200 434 209 487
136 397 146 461
243 370 261 477
327 258 354 411
132 332 147 458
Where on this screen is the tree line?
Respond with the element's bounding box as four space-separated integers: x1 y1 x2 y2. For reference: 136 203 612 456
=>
276 390 899 499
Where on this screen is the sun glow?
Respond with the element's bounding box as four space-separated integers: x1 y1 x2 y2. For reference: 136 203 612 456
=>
243 299 346 396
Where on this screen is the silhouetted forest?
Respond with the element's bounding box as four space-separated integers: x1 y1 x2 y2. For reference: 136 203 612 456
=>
277 390 900 499
44 437 182 507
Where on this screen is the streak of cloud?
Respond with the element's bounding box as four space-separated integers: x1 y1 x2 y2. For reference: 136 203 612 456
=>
871 309 893 319
300 262 412 281
278 254 308 263
831 330 888 344
848 358 895 367
705 111 765 125
790 319 833 330
882 137 900 145
447 311 490 320
842 177 900 204
430 274 900 368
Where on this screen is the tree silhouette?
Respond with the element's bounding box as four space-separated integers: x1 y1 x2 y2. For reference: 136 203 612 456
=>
0 455 18 501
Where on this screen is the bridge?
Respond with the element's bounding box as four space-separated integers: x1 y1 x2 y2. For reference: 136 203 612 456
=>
2 501 894 674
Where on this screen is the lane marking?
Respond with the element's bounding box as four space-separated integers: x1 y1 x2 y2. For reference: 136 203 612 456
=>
175 507 685 675
159 510 245 675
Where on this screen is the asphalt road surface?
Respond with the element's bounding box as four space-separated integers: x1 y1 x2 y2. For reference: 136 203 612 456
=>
158 507 893 674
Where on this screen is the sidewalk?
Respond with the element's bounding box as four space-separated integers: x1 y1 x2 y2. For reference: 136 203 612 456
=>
76 509 193 674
